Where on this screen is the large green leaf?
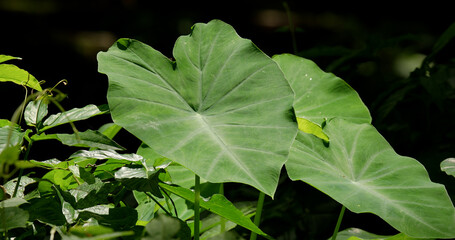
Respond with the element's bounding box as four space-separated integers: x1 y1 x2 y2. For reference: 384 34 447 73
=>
286 118 455 238
273 54 371 126
97 20 297 196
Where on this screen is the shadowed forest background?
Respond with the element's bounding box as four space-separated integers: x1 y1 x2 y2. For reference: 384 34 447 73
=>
1 1 454 239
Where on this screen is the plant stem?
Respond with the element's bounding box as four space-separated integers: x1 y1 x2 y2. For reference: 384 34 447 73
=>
194 175 201 240
144 192 172 216
250 191 266 240
219 183 226 233
283 1 298 54
12 139 33 198
331 205 346 240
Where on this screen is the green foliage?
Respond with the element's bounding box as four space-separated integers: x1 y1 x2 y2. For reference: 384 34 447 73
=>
1 19 454 240
0 55 42 91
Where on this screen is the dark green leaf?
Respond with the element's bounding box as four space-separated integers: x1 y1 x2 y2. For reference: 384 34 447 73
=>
143 214 191 240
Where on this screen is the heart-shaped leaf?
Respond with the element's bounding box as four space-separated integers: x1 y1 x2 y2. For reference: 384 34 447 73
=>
98 20 297 196
286 118 455 238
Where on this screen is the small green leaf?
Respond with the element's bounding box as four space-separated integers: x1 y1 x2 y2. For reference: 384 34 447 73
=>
0 54 21 64
4 176 35 198
0 64 42 91
97 123 122 139
41 104 109 131
441 158 455 177
70 149 143 162
0 205 29 231
32 130 125 150
296 117 329 142
24 99 48 127
159 183 268 237
115 167 163 197
0 125 25 153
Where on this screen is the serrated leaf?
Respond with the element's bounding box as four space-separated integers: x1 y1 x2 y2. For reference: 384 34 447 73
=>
286 118 455 238
98 20 298 197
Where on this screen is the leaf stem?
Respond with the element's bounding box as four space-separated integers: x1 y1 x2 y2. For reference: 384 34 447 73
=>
331 205 346 240
144 192 172 216
12 138 33 198
250 191 265 240
283 1 298 54
219 183 226 233
194 175 201 240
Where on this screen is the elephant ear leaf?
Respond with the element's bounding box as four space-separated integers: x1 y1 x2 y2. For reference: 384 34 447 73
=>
286 118 455 238
97 20 297 197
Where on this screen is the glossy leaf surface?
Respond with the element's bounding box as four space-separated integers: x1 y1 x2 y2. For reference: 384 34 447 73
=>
286 118 455 238
41 104 108 131
98 20 297 196
441 158 455 177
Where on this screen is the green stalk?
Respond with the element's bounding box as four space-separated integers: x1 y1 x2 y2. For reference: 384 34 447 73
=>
250 191 266 240
283 1 298 54
12 139 33 198
331 205 346 240
219 183 226 233
194 175 201 240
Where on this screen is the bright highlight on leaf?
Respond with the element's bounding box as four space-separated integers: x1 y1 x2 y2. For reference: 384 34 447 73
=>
296 117 329 142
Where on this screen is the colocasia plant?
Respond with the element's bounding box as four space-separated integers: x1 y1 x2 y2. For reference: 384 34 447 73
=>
1 19 455 240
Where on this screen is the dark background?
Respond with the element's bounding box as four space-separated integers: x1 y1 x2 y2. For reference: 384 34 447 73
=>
1 1 454 239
